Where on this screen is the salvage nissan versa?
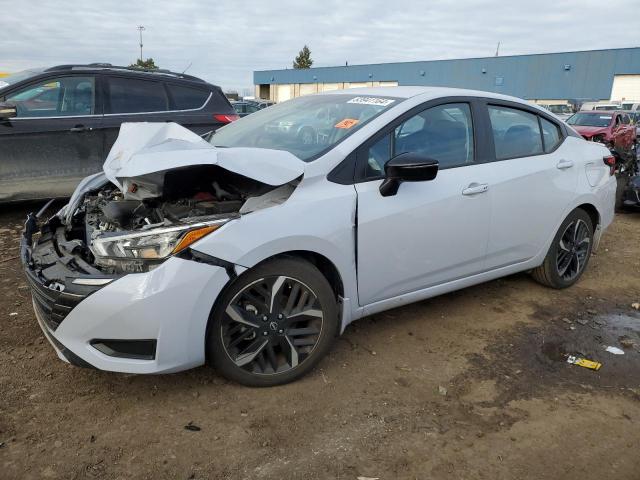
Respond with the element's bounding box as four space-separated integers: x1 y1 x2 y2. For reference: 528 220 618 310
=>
22 87 617 386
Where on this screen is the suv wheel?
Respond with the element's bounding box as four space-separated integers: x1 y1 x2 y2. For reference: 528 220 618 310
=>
208 258 338 386
532 208 594 289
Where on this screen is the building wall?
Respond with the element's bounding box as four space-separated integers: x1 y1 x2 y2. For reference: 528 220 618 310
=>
254 47 640 102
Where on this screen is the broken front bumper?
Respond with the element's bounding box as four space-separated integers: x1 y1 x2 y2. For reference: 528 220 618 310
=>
21 219 233 374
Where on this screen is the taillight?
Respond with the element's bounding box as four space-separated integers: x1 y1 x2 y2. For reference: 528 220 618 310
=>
603 155 616 175
214 114 239 123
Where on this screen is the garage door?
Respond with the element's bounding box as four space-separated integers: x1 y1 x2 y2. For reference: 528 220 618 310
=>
611 75 640 101
299 83 317 97
321 83 343 92
276 84 292 102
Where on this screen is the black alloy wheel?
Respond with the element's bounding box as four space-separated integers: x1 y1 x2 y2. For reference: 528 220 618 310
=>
555 218 591 282
208 258 338 386
532 208 594 289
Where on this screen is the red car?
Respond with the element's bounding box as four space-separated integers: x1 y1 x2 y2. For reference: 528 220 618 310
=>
567 110 637 161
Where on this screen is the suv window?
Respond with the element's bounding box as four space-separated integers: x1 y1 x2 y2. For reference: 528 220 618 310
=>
540 117 562 152
489 106 543 159
166 84 209 110
107 77 168 114
4 76 95 117
365 103 474 177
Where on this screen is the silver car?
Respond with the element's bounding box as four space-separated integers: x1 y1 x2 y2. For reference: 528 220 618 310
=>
22 87 617 386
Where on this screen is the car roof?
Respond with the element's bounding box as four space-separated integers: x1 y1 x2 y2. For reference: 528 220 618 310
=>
22 63 221 90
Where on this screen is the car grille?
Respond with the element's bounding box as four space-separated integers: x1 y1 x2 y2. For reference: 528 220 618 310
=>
24 268 86 331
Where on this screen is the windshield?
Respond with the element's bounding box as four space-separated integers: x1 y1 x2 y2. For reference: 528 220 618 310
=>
0 69 43 90
567 113 613 127
547 105 571 114
211 93 401 161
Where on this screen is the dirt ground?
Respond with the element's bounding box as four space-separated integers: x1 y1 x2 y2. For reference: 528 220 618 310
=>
1 202 639 480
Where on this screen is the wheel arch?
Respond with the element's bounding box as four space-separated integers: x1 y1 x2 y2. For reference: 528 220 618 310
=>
575 202 600 230
203 249 348 363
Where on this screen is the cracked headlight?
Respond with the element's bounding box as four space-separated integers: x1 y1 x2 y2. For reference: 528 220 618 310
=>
91 220 228 272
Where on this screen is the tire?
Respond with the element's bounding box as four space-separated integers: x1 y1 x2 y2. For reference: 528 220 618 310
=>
531 208 594 289
207 257 338 387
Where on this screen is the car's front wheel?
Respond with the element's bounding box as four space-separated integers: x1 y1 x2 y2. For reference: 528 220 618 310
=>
532 208 594 289
207 257 338 386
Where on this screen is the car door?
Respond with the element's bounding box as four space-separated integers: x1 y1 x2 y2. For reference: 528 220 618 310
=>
0 74 103 201
101 76 219 153
355 100 492 305
482 103 579 269
101 75 173 153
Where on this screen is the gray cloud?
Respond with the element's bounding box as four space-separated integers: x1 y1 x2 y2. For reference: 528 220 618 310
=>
2 0 637 92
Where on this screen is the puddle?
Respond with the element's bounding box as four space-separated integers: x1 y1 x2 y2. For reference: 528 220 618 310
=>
452 309 640 405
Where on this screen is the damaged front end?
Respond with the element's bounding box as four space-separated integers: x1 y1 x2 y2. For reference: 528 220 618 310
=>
22 122 303 341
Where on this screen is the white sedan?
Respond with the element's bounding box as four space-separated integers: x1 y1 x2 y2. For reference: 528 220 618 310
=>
22 87 617 386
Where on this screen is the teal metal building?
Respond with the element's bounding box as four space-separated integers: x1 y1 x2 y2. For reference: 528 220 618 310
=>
253 47 640 104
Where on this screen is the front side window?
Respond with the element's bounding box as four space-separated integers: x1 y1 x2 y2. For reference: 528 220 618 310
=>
540 117 562 152
211 94 400 162
4 76 95 117
107 77 168 114
489 106 543 160
365 103 475 177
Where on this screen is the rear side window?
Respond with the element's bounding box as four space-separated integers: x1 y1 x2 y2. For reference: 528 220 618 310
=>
166 84 209 110
107 77 168 114
540 117 562 152
489 106 543 160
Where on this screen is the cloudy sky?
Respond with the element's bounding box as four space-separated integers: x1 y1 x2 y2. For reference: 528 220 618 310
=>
2 0 638 93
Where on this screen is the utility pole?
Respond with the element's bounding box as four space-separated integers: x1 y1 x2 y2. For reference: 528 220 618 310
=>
495 41 500 57
137 25 145 62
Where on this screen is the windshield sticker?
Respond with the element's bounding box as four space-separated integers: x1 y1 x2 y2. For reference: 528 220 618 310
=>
334 118 359 129
0 81 8 89
347 97 395 107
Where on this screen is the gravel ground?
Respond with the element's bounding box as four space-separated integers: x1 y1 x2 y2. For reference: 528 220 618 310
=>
1 202 639 480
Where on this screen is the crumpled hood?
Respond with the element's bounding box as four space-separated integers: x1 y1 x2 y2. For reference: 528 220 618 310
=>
104 122 305 199
573 126 609 138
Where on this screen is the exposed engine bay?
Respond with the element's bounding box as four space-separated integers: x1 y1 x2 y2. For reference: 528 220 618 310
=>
23 121 304 288
26 164 297 280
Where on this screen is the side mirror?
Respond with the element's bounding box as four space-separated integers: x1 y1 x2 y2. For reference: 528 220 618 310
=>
379 152 439 197
0 102 17 120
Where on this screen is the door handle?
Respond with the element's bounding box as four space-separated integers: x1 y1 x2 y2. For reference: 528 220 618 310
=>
462 183 489 196
556 159 574 169
69 125 91 133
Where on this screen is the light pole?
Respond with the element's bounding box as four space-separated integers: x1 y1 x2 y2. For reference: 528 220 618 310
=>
137 25 145 63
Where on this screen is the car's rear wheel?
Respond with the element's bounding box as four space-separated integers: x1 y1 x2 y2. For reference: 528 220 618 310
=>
207 257 338 386
532 208 594 289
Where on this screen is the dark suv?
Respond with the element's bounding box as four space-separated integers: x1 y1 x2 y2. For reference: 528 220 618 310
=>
0 64 238 201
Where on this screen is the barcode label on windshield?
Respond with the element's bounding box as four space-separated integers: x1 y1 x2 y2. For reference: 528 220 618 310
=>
347 97 395 107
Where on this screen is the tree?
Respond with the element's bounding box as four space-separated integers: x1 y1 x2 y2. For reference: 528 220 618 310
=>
293 46 313 69
129 58 159 70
